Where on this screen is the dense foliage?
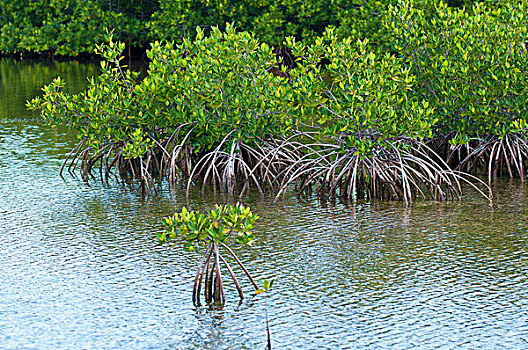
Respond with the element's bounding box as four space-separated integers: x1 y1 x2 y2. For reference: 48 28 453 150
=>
149 0 348 46
387 1 528 142
2 0 488 57
0 0 142 56
272 30 472 202
26 0 527 201
386 0 528 179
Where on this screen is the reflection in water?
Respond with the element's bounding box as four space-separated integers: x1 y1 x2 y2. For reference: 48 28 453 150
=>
0 58 99 118
0 60 527 349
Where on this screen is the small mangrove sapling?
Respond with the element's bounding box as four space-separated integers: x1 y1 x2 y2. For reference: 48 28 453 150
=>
158 203 261 306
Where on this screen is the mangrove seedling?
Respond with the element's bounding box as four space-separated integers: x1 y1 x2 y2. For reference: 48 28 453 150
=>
159 203 261 306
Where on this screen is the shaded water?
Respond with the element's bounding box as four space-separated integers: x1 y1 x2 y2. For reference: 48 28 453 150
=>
1 59 527 349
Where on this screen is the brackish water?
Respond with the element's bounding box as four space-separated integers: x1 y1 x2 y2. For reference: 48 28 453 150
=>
1 58 527 349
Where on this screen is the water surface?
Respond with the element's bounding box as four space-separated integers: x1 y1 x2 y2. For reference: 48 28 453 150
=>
0 59 527 349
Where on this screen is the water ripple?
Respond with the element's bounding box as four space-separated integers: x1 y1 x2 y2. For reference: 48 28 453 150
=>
1 114 527 348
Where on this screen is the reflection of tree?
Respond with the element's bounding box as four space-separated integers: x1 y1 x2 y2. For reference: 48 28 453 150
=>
0 59 98 118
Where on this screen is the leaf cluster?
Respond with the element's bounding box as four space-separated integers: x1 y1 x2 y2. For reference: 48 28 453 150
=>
309 29 436 156
140 24 309 153
159 203 259 252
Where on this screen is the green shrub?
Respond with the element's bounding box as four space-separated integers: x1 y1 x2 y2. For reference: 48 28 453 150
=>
274 28 472 202
387 0 528 142
141 25 308 154
27 27 321 191
385 0 528 179
28 25 492 200
313 29 436 150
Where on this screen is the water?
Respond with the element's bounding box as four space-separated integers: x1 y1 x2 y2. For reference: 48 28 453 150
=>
1 58 527 349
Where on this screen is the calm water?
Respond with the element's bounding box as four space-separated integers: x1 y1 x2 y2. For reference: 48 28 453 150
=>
1 58 527 349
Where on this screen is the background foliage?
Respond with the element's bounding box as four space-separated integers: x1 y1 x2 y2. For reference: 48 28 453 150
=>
1 0 494 56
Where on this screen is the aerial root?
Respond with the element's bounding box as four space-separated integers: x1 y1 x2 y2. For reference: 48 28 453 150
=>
275 138 488 203
59 130 504 201
456 134 528 183
187 136 302 197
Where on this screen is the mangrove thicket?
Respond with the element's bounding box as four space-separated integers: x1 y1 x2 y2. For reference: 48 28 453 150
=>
25 0 528 202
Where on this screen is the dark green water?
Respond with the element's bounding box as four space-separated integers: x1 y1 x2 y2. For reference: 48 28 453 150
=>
1 58 527 349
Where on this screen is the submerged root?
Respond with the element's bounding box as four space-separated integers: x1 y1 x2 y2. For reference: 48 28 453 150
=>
59 127 197 194
59 140 164 194
192 242 259 307
61 133 303 197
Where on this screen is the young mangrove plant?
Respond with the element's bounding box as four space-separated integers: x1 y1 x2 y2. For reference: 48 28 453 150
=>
158 203 261 306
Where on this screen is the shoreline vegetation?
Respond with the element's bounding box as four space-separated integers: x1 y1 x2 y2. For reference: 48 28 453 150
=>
0 0 491 59
0 0 489 60
20 0 528 203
